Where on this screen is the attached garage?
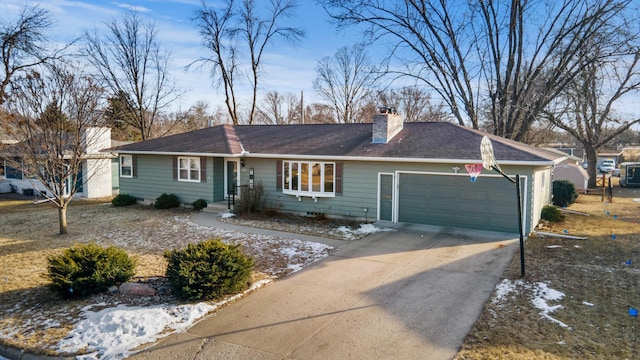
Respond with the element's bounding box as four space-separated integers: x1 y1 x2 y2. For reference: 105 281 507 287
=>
397 173 525 234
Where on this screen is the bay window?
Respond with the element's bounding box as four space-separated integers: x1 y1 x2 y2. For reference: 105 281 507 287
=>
283 160 335 196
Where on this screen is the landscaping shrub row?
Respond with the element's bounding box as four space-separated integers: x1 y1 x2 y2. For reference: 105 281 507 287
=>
112 193 209 211
47 239 253 301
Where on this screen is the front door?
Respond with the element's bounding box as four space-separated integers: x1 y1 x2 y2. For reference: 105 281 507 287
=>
379 174 394 221
225 160 239 198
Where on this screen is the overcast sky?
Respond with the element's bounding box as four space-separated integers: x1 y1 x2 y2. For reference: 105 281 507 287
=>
1 0 366 113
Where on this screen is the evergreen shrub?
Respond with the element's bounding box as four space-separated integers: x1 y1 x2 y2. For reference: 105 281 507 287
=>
552 180 578 207
112 194 137 207
47 243 136 298
155 193 180 209
541 205 564 222
192 198 208 211
164 239 253 301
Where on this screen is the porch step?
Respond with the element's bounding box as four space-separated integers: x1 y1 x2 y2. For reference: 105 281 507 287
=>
203 201 234 214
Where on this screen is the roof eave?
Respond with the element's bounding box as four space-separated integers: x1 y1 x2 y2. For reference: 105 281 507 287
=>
107 150 557 167
107 150 237 157
242 153 557 166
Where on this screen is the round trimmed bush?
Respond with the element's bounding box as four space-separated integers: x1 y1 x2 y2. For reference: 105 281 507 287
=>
192 198 208 211
47 243 137 298
164 239 254 301
541 205 564 222
552 180 578 207
155 193 180 209
112 194 137 207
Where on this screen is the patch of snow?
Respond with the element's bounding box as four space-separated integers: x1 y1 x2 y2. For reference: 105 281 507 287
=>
582 301 595 307
274 239 333 273
546 245 562 249
333 224 395 240
491 280 569 328
532 283 569 328
57 280 272 359
220 212 235 219
492 279 524 306
574 245 582 248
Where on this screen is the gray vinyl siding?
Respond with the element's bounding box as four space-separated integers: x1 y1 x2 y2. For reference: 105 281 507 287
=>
118 154 217 204
119 153 548 231
241 159 378 220
240 159 544 227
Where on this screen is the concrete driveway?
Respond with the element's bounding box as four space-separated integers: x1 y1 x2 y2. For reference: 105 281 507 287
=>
128 223 518 360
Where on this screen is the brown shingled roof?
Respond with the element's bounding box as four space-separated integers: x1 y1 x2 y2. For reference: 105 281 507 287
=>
110 122 563 163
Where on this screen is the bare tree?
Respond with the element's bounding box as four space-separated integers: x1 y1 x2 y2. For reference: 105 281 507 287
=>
238 0 304 124
180 101 224 130
84 11 180 140
377 87 449 122
1 65 106 234
0 5 67 106
313 44 378 123
193 1 240 125
320 0 635 141
256 91 300 124
157 101 225 134
194 0 304 125
305 102 335 124
544 32 640 188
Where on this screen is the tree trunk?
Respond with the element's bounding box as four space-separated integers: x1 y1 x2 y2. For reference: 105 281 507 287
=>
59 203 68 235
585 147 598 189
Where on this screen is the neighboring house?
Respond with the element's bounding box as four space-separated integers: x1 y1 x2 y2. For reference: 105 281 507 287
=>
109 112 565 234
619 146 640 163
0 127 116 199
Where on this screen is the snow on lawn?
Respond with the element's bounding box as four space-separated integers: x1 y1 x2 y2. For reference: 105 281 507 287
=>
58 280 271 359
220 212 235 219
333 223 395 240
531 283 569 328
48 214 338 359
492 279 568 328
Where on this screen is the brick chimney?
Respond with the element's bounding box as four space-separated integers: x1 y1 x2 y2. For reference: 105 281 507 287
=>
372 106 403 144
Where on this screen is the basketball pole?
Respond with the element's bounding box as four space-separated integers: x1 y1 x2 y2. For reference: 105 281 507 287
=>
490 165 525 278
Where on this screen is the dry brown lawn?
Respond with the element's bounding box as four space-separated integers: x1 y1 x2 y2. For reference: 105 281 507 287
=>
3 183 640 358
456 187 640 359
0 197 344 355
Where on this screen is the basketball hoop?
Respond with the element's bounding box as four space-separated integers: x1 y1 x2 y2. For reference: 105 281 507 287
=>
480 136 514 184
480 136 500 171
465 164 483 182
478 135 525 277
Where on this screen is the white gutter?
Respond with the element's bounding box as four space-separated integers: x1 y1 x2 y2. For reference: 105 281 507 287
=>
108 150 557 166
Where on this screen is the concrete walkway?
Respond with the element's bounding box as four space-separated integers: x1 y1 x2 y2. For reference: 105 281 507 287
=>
128 215 518 360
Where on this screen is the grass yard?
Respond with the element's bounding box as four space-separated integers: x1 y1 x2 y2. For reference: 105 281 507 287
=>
456 188 640 359
2 184 640 358
0 197 342 356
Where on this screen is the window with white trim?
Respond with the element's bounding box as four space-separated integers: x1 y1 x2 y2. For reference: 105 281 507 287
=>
120 155 133 178
283 161 335 196
178 156 201 182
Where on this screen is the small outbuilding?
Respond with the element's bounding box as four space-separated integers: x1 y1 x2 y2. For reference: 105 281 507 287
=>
553 163 589 194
